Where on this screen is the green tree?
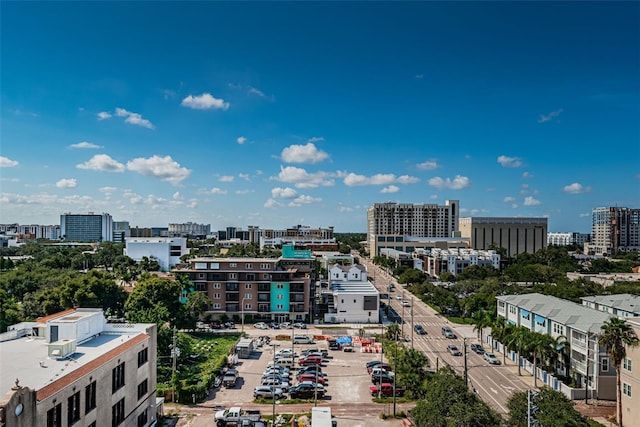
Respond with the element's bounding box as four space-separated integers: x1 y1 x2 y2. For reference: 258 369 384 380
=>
507 386 589 427
0 288 23 332
125 275 185 327
472 310 493 343
385 323 400 341
397 268 425 286
393 347 430 399
599 318 640 427
411 367 502 427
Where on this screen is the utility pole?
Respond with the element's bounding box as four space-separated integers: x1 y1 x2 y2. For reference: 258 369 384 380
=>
410 303 414 349
171 326 177 402
401 290 405 338
378 322 384 399
585 330 591 405
463 337 468 386
393 330 398 417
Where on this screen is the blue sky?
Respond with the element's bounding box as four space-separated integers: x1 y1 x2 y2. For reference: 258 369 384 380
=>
1 2 638 233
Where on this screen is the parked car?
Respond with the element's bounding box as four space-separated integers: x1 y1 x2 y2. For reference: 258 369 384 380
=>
289 383 325 399
441 326 456 339
268 322 280 329
470 344 485 354
276 349 297 358
280 322 292 329
298 355 323 366
342 344 354 352
297 381 325 394
297 373 326 385
261 376 289 389
402 301 411 307
224 322 236 329
366 360 384 369
371 372 394 385
367 362 391 374
395 295 403 300
297 366 326 378
328 339 340 350
370 382 405 397
414 324 427 335
484 352 501 365
293 335 314 344
254 322 268 330
254 385 284 399
371 366 394 378
264 369 290 379
293 322 307 329
447 345 462 356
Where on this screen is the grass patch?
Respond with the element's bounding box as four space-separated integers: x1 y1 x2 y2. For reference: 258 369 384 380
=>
587 420 606 427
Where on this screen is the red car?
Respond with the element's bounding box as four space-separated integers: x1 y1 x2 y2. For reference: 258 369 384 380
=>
298 355 323 366
297 374 326 385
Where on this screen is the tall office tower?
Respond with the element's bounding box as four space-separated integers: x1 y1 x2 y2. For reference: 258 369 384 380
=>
589 206 640 256
459 217 547 257
112 220 130 243
367 200 459 256
168 222 211 238
60 212 113 242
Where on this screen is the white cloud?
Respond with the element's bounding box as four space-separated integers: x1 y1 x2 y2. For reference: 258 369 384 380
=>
416 160 439 170
579 212 590 217
428 175 471 190
99 186 117 196
339 206 354 212
219 175 234 182
429 194 438 199
0 177 19 182
237 136 247 145
235 189 252 195
0 156 19 167
126 155 191 185
524 196 541 206
497 155 522 168
187 199 198 209
97 111 112 120
264 198 283 209
181 93 229 110
538 108 563 123
275 166 335 189
271 187 298 199
248 86 266 97
503 196 516 203
281 142 329 164
208 187 227 195
288 195 322 207
343 173 419 187
77 154 125 172
238 173 250 181
381 185 399 193
115 108 155 129
563 182 592 194
172 192 183 200
519 183 529 195
56 178 77 188
522 171 534 179
69 141 102 149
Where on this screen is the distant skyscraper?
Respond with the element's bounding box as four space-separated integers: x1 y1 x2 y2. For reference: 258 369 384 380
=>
587 206 640 255
60 212 113 242
168 222 211 238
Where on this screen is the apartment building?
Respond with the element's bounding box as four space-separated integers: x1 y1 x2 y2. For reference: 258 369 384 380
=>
125 237 188 272
621 317 640 423
0 224 61 240
168 222 211 238
323 264 379 323
586 206 640 256
459 216 547 257
581 294 640 318
420 248 500 277
367 200 460 256
112 221 130 244
0 308 157 427
60 213 113 243
496 293 615 400
173 245 315 323
547 232 590 247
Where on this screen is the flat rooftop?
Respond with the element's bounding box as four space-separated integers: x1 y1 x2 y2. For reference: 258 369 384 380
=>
0 330 145 395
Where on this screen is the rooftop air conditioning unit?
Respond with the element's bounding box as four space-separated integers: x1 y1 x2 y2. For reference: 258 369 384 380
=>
48 339 77 359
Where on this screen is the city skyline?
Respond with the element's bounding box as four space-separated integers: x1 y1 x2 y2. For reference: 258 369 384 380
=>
1 2 638 233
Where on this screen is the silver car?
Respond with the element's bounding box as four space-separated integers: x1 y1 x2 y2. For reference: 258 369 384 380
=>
254 385 284 399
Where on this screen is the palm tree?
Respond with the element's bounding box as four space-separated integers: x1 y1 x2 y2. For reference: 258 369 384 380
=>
386 323 400 341
547 335 570 377
529 332 554 388
502 324 521 371
490 318 508 363
512 327 533 377
472 310 493 344
599 318 639 427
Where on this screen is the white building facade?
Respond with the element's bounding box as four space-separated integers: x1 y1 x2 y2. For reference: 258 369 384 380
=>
547 232 590 247
420 248 500 277
60 213 113 243
125 237 188 271
323 265 379 323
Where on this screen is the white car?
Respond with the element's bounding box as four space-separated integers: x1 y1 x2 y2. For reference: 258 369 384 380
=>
484 352 501 365
276 349 297 358
254 322 268 330
396 295 403 300
402 301 410 307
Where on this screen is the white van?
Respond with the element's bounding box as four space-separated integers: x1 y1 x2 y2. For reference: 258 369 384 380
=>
273 358 293 367
293 335 314 344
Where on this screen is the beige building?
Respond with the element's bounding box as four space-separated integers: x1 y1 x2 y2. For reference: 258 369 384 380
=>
459 216 547 257
621 317 640 424
0 308 157 427
586 206 640 256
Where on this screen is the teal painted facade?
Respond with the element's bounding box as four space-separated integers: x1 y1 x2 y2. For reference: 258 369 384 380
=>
270 282 290 312
281 245 312 259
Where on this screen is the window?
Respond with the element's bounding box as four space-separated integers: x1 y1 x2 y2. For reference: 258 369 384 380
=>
112 398 125 427
245 283 252 289
213 303 221 309
244 303 252 309
261 263 270 269
138 348 148 367
263 274 270 279
198 273 205 279
112 362 125 393
137 379 148 400
196 283 206 291
244 293 252 299
246 263 253 269
47 403 62 427
277 294 284 300
68 391 81 426
213 293 221 299
509 306 516 314
137 409 148 427
214 283 221 289
276 304 283 309
601 357 609 372
85 381 97 414
230 272 238 279
229 263 237 267
276 284 284 289
623 382 632 398
624 357 632 372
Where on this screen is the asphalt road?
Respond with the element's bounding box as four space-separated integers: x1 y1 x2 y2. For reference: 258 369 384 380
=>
361 257 531 414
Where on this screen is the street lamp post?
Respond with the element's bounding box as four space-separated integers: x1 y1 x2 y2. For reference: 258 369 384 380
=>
393 330 398 417
401 290 405 338
410 302 414 349
463 337 468 386
271 342 279 424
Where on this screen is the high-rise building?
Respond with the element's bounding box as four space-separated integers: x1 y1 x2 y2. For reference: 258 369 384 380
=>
60 213 113 242
459 217 547 257
586 207 640 256
112 221 130 243
547 232 590 247
168 222 211 238
367 200 459 256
